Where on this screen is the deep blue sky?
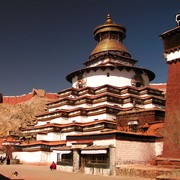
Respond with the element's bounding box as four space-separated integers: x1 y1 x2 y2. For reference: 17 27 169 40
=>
0 0 179 96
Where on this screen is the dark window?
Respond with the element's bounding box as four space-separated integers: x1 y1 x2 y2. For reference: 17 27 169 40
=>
107 73 110 77
61 153 72 162
128 121 138 132
85 153 109 167
129 124 138 132
57 152 73 166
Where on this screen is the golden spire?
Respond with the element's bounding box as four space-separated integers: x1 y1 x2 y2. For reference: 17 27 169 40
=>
91 14 128 57
106 14 113 24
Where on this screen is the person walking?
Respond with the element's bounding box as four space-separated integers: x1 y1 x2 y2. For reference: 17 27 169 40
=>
50 161 56 170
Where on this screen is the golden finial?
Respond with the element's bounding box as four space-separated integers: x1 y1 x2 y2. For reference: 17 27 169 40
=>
106 14 113 24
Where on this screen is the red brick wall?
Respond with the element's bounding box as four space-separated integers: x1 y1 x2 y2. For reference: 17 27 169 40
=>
162 61 180 158
2 92 58 105
45 93 59 99
117 110 165 132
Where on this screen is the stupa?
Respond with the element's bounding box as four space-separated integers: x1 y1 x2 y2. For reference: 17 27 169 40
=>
10 15 165 175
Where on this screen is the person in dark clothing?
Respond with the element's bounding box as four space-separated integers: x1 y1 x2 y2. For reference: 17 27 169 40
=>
1 156 5 164
6 155 10 165
50 161 56 170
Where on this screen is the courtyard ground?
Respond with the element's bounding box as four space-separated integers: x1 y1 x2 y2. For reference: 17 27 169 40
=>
0 164 155 180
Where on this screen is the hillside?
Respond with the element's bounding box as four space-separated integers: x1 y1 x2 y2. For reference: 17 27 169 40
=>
0 95 53 136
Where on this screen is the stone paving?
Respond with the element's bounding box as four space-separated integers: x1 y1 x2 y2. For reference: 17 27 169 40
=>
0 164 155 180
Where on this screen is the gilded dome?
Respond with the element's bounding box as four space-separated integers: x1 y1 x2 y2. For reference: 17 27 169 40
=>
93 14 126 39
90 14 130 57
91 38 129 55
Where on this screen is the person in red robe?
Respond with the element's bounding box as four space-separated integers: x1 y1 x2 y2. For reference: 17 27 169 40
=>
50 161 56 170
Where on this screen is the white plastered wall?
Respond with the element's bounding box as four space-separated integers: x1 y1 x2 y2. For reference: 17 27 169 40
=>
115 140 162 165
12 151 54 163
154 142 163 157
164 50 180 61
72 68 149 88
49 105 74 112
93 139 116 147
37 113 116 126
36 132 61 141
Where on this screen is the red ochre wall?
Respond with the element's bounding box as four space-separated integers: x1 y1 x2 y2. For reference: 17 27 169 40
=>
162 61 180 158
2 92 58 105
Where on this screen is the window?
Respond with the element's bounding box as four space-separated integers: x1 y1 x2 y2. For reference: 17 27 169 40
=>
61 153 72 162
57 152 73 166
107 73 110 77
85 153 109 167
128 120 138 132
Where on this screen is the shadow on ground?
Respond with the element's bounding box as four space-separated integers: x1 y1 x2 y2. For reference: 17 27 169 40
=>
0 174 10 180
